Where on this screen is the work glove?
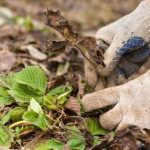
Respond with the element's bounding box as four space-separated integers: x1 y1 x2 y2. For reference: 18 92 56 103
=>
85 0 150 91
82 70 150 130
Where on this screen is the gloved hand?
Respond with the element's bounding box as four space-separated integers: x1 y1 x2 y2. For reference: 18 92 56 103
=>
82 70 150 130
85 0 150 91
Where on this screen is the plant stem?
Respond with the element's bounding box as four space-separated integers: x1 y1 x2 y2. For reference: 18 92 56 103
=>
9 120 30 129
75 44 106 88
52 113 63 128
75 44 97 68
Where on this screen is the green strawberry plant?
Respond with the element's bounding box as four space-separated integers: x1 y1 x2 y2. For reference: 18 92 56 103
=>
0 66 111 149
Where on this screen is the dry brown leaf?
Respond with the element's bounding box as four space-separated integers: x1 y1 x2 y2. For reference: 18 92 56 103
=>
78 36 104 65
44 9 104 69
44 9 78 44
80 129 94 147
26 45 47 60
46 40 69 55
64 97 81 115
128 125 150 148
63 116 87 128
44 9 106 87
0 25 24 39
69 72 85 98
0 50 16 71
91 125 150 150
47 75 66 92
90 137 114 150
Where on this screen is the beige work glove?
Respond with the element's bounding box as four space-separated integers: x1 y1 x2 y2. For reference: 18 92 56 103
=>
82 70 150 130
85 0 150 91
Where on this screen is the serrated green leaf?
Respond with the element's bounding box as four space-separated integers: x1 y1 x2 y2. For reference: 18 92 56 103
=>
49 86 66 96
57 96 67 105
10 107 26 122
8 83 42 103
15 66 47 95
67 139 86 150
43 94 57 110
30 98 43 114
48 86 73 101
0 124 13 148
86 118 107 136
0 109 11 125
46 139 64 150
57 86 73 99
23 111 49 130
66 126 85 141
0 87 15 105
44 94 55 103
44 103 57 110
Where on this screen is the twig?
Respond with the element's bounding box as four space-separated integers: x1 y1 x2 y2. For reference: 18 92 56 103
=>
52 113 63 128
38 128 50 139
18 128 37 137
10 140 17 149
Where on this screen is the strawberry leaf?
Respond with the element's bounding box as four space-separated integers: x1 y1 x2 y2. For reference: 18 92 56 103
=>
14 66 47 95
